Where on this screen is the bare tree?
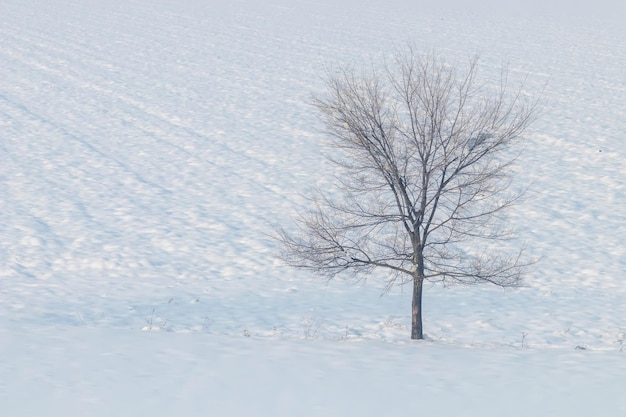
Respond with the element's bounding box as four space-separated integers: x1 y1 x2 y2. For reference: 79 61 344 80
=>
278 49 539 340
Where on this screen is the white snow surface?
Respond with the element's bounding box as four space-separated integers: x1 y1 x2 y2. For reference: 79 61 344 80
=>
1 0 626 415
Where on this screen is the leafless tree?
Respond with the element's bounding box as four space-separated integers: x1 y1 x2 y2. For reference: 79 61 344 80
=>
277 49 539 340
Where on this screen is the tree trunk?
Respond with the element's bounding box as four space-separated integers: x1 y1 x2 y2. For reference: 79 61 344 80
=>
411 273 424 339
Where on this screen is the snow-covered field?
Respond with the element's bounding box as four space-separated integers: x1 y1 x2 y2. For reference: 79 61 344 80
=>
1 0 625 415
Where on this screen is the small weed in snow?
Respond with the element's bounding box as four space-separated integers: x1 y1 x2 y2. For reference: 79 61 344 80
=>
142 308 167 331
521 331 528 348
302 315 323 339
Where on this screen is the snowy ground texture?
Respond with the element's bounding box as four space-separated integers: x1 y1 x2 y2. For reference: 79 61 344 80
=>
2 0 626 415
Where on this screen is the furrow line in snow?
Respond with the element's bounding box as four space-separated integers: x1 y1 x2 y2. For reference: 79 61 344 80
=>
0 25 294 177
